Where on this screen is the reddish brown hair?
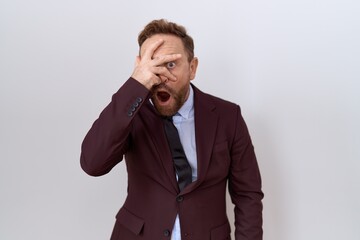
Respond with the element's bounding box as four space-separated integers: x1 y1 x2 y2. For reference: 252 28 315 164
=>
138 19 194 61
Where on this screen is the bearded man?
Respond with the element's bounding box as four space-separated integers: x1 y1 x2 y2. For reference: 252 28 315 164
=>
80 19 263 240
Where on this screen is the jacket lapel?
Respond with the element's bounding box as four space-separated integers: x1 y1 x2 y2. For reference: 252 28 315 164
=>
141 101 179 194
182 85 218 195
141 85 219 196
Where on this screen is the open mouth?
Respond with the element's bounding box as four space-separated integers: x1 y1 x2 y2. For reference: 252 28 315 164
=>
157 91 171 102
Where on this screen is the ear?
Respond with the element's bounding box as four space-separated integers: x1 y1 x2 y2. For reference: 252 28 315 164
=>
134 56 141 67
189 57 199 80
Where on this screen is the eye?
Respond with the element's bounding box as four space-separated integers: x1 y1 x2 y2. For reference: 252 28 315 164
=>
166 62 176 69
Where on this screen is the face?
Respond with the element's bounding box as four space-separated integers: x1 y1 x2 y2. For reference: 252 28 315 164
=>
140 34 198 116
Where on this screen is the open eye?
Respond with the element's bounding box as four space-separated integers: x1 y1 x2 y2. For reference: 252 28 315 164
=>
166 62 176 69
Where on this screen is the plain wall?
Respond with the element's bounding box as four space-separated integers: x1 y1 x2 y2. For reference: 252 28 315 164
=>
1 0 359 239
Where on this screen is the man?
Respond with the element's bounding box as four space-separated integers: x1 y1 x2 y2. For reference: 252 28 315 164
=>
80 19 263 240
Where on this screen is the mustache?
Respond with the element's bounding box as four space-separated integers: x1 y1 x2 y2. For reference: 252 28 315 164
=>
151 83 175 95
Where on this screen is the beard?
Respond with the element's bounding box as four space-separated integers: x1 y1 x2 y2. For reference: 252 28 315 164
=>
151 83 189 117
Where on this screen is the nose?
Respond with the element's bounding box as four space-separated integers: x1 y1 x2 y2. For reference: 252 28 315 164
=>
159 75 169 83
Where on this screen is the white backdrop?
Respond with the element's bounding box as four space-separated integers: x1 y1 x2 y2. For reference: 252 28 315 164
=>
1 0 359 239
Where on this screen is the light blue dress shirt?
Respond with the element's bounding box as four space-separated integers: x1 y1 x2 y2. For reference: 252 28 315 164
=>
171 85 197 240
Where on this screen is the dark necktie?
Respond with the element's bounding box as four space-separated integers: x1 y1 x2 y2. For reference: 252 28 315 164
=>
163 116 192 191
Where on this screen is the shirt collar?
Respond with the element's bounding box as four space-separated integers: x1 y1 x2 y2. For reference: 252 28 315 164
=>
175 85 194 120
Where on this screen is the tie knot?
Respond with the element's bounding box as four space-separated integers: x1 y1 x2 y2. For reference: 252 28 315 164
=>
164 116 173 122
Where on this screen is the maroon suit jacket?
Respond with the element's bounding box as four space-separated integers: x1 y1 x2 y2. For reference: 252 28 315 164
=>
80 78 263 240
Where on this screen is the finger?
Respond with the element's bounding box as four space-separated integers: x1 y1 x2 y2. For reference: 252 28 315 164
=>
152 54 182 66
153 66 177 81
141 39 165 60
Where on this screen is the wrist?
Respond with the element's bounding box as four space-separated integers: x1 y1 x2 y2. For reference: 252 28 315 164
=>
131 75 153 90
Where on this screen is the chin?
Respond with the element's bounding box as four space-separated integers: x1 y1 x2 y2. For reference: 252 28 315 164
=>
155 105 176 117
153 101 177 117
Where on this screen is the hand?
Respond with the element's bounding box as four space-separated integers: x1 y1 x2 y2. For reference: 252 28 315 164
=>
131 39 182 90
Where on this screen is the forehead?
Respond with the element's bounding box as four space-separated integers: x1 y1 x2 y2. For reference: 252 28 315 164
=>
140 34 186 57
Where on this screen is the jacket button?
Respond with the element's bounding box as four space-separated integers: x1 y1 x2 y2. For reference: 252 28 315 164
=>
127 111 133 117
136 97 143 103
163 229 171 237
132 102 139 107
176 196 184 202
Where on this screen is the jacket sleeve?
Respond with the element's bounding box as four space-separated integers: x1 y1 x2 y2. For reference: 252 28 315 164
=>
80 78 150 176
228 106 264 240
